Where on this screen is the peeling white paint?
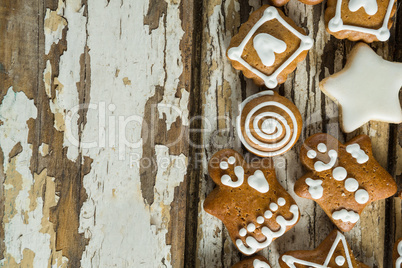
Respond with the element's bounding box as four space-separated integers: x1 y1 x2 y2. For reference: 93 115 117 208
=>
46 0 87 162
44 0 67 55
0 88 53 267
78 0 187 267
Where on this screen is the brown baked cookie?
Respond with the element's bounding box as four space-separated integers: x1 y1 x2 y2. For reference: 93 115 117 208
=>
271 0 324 7
233 255 271 268
204 149 300 255
294 134 397 232
394 238 402 268
325 0 397 42
236 90 302 157
227 5 313 89
279 229 369 267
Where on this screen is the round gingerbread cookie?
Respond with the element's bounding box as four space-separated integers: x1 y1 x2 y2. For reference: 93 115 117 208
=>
236 90 302 157
325 0 397 42
227 5 313 89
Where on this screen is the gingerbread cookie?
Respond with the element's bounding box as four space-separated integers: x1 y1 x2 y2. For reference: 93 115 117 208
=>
394 238 402 268
236 90 302 157
319 43 402 133
227 5 313 89
294 134 397 232
279 229 369 267
233 255 271 268
325 0 397 42
204 149 300 255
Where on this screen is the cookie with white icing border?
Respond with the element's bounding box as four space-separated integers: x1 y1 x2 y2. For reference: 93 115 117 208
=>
236 90 303 157
227 5 313 89
394 238 402 268
319 43 402 133
204 149 300 255
294 133 397 232
233 255 271 268
325 0 397 42
279 229 369 268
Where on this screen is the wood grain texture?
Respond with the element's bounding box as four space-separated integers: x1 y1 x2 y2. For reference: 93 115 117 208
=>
0 0 400 267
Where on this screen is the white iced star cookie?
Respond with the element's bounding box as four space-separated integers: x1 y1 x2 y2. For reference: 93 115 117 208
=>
319 42 402 133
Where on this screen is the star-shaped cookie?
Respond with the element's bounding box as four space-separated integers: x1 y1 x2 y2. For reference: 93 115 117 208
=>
233 255 272 268
204 149 300 255
294 133 397 232
319 43 402 133
279 229 369 268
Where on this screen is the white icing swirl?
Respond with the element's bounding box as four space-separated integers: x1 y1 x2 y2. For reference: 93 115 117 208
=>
237 91 300 157
221 166 244 187
314 150 337 172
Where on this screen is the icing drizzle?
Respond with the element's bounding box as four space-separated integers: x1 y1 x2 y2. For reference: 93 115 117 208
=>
236 205 299 255
227 6 313 88
282 231 354 267
328 0 395 41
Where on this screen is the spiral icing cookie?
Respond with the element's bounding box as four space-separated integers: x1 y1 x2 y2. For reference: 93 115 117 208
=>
325 0 397 42
227 5 313 88
294 134 397 232
319 43 402 133
394 238 402 268
279 230 369 268
236 90 302 157
204 149 300 255
233 255 271 268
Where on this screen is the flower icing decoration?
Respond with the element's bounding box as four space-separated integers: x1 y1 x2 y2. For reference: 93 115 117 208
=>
236 90 302 157
204 149 300 255
294 134 397 232
279 230 369 268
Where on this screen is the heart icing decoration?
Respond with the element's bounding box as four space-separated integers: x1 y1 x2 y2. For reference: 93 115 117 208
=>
253 33 287 67
248 170 269 193
348 0 378 15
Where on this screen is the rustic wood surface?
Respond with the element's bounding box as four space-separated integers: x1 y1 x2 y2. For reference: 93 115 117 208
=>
0 0 400 267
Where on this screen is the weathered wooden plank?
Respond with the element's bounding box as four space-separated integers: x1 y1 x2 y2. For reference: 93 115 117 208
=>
1 0 194 267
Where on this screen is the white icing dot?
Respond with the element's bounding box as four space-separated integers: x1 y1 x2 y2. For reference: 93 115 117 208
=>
220 161 229 170
239 228 247 237
307 150 317 159
333 167 347 181
345 178 359 192
264 210 273 219
269 203 278 211
228 156 236 165
277 197 286 206
257 216 265 224
247 223 256 232
317 143 327 153
355 189 369 204
261 118 278 134
335 255 345 266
